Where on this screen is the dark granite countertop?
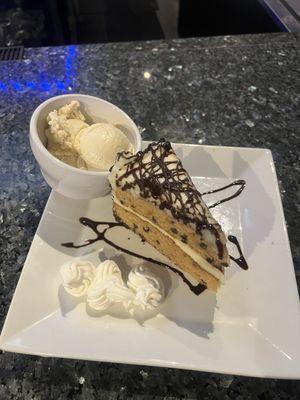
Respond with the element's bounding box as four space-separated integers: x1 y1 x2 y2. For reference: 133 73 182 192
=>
0 33 299 399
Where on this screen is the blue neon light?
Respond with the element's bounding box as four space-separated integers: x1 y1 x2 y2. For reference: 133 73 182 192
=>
0 82 7 91
0 45 78 94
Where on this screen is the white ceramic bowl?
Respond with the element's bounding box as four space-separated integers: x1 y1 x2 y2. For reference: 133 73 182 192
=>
30 94 141 199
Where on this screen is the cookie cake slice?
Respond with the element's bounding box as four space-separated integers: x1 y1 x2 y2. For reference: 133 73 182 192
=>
108 139 229 292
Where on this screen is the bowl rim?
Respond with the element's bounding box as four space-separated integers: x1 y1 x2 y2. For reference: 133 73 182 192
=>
29 93 141 176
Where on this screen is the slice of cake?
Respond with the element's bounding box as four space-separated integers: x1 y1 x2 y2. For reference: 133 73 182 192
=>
108 139 229 292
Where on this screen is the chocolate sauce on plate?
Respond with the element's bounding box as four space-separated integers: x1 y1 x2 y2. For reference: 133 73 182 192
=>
202 180 246 209
228 235 249 270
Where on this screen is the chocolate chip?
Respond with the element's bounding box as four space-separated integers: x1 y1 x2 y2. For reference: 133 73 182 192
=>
206 257 213 263
221 262 228 267
145 179 162 197
180 234 188 243
162 140 171 151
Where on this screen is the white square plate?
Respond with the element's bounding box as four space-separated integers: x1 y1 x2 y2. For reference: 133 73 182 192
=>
1 142 300 379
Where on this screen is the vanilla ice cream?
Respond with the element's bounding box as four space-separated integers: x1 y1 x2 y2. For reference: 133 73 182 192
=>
79 123 134 170
46 100 134 170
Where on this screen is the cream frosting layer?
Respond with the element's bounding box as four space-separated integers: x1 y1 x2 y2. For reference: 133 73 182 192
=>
114 199 224 282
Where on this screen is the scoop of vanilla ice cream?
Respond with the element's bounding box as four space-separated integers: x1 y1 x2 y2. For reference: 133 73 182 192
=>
46 101 87 146
78 123 134 170
46 101 88 167
57 101 85 120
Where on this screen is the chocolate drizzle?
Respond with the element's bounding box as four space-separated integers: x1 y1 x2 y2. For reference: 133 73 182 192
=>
62 217 206 295
228 235 249 270
112 139 227 260
202 180 246 209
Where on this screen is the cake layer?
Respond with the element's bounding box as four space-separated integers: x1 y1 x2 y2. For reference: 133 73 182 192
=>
113 202 221 292
115 188 227 271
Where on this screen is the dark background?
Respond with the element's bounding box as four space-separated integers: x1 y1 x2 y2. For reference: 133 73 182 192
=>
0 0 281 47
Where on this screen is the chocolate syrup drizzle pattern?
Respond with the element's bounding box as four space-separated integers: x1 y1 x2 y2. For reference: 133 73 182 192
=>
228 235 249 270
203 180 246 209
113 139 226 260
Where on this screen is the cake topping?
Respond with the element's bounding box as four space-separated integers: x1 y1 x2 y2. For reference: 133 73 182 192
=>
127 265 164 310
60 260 96 297
60 258 165 313
86 260 135 311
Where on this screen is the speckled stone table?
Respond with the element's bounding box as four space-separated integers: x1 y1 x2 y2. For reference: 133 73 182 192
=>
0 33 299 399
